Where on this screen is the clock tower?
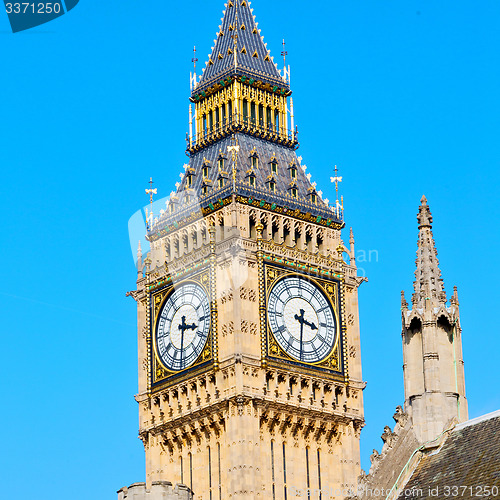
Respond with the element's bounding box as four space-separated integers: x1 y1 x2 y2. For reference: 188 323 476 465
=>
130 1 365 498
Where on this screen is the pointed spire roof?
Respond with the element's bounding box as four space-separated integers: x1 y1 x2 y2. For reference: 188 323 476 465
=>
412 196 446 307
194 0 287 94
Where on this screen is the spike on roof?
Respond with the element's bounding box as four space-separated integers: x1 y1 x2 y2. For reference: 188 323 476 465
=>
194 0 287 94
412 196 446 307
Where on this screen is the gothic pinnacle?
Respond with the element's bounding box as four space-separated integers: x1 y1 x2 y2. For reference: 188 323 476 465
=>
412 196 445 308
401 290 408 310
417 194 433 229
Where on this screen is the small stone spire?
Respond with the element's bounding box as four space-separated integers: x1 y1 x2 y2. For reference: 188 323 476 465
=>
136 240 143 277
403 196 468 441
401 290 408 310
349 227 356 266
412 196 445 308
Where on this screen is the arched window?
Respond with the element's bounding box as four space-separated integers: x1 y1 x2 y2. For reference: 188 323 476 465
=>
217 443 222 500
271 440 276 500
243 99 248 122
305 447 311 499
208 446 212 500
208 110 213 131
317 449 322 500
188 452 193 491
283 442 288 500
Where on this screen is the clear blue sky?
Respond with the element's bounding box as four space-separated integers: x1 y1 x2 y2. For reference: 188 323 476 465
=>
1 1 499 498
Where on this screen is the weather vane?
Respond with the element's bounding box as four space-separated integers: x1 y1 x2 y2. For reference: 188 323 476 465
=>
281 39 288 67
145 177 157 205
191 46 198 72
330 166 343 217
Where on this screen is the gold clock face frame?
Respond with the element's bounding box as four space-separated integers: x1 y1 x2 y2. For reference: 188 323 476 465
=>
267 275 337 364
155 282 210 372
150 269 214 388
264 265 345 375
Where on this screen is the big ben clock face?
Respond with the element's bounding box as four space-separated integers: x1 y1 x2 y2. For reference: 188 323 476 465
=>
267 276 337 363
155 283 210 372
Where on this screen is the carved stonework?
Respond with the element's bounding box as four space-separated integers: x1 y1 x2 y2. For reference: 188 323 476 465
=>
221 321 234 337
241 319 257 335
370 449 380 469
239 286 257 302
381 425 396 448
393 405 409 428
220 288 233 303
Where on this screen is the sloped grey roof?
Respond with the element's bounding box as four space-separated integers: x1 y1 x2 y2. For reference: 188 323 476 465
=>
179 133 332 214
397 411 500 499
194 0 287 93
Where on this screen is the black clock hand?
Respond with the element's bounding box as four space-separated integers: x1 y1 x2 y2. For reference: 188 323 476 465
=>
299 318 304 361
294 308 319 361
178 316 198 366
294 309 307 361
180 328 184 364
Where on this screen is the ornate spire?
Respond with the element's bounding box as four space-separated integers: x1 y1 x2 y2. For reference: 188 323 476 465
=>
194 0 287 94
417 194 432 228
412 196 446 307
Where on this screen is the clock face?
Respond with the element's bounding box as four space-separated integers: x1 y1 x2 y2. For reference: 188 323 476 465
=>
155 283 210 371
267 276 337 363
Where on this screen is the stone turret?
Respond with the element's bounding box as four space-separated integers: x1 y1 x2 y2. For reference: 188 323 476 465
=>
349 198 470 500
401 196 468 443
117 482 193 500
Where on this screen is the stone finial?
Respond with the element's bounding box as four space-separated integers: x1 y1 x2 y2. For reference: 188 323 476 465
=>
450 285 459 305
349 227 355 245
417 194 433 229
